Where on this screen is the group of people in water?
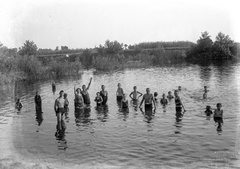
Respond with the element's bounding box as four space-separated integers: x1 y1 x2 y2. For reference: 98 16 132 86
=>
15 78 224 137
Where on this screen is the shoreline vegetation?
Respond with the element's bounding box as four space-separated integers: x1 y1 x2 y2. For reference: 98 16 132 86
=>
0 31 239 83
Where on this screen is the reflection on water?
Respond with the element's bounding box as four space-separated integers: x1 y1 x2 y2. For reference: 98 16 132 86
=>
1 61 240 168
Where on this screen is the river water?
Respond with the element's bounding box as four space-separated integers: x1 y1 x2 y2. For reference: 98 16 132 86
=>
1 61 240 168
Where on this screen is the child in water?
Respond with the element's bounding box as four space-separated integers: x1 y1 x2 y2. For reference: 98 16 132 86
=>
167 91 174 100
214 103 223 131
64 93 69 118
160 93 168 106
94 92 103 106
116 83 124 101
120 94 129 111
203 86 209 99
205 105 213 116
15 98 23 111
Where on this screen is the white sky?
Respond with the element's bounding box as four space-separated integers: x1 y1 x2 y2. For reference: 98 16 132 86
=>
0 0 239 49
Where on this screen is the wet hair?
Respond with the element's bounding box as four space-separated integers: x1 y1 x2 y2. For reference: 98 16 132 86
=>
59 90 64 94
216 103 222 107
154 92 158 97
206 105 211 110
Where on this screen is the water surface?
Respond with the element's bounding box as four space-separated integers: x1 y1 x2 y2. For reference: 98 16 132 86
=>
1 61 240 168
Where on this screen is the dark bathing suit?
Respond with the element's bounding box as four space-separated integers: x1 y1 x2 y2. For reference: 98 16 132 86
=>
175 96 182 112
116 88 124 101
144 94 153 110
81 91 90 105
122 100 128 109
100 91 108 105
95 97 102 106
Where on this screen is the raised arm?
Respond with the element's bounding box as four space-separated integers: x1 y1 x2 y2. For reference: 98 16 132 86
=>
86 77 92 90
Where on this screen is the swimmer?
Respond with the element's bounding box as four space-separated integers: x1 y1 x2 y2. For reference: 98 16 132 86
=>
167 91 174 100
120 94 129 111
54 90 66 132
139 88 156 111
94 92 103 106
100 85 108 105
160 93 168 106
74 85 84 109
64 93 69 118
174 90 186 118
203 86 209 99
178 86 181 91
129 86 143 101
81 77 92 106
15 98 23 111
116 83 124 101
205 105 213 116
34 91 42 111
214 103 223 131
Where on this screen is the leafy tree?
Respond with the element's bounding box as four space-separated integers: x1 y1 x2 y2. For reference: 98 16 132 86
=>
104 40 123 54
19 40 38 56
196 31 213 53
215 32 233 46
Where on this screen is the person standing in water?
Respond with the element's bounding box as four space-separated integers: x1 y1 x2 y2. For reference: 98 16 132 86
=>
64 93 69 119
214 103 223 131
81 77 92 107
129 86 143 107
54 90 66 134
174 90 186 118
74 85 84 109
203 86 209 99
52 81 56 94
120 94 129 111
116 83 124 102
94 92 103 106
15 98 23 111
139 88 156 111
100 85 108 105
35 91 42 112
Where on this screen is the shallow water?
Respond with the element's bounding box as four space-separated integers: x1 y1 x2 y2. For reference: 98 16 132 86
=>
1 61 240 168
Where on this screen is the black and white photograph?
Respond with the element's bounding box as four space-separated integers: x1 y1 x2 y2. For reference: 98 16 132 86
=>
0 0 240 168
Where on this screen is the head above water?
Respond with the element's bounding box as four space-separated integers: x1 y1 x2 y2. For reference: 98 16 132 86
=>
133 86 137 90
174 90 179 96
206 105 211 110
101 85 105 90
162 93 166 98
146 88 150 93
154 92 158 97
64 93 67 98
168 91 172 95
216 103 222 109
117 83 121 88
82 85 86 90
96 92 100 96
59 90 64 96
36 91 39 95
178 86 181 90
76 88 81 93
